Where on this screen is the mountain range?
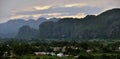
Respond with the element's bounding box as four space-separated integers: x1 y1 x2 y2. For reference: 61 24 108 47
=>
0 17 59 38
38 8 120 39
0 8 120 39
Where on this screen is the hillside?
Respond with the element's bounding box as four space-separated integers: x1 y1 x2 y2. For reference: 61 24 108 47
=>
39 8 120 39
16 25 39 39
0 17 59 38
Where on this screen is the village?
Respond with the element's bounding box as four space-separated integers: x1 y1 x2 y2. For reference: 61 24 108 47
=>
2 46 93 58
1 39 120 59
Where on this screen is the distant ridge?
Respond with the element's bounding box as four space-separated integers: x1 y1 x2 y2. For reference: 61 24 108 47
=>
38 8 120 39
1 8 120 39
0 17 59 38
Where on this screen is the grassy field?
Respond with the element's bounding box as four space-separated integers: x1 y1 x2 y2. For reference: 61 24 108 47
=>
15 54 75 59
14 53 120 59
2 53 120 59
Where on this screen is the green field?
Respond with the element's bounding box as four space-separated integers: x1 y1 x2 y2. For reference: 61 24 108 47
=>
14 55 74 59
3 53 120 59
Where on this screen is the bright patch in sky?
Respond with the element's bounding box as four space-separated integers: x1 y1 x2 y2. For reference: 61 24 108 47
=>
34 5 52 10
64 3 86 7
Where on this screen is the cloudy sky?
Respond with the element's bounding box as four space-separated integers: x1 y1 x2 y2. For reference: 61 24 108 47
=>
0 0 120 23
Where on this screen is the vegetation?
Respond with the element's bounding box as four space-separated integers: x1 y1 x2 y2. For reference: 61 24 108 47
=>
0 38 120 59
0 8 120 59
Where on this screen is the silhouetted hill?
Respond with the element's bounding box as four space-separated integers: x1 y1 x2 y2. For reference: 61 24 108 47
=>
0 17 47 38
39 8 120 39
1 8 120 39
16 25 39 39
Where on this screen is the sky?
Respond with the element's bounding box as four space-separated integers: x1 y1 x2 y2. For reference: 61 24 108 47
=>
0 0 120 23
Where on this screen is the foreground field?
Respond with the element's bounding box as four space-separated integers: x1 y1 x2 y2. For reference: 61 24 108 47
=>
0 39 120 59
2 55 74 59
1 53 120 59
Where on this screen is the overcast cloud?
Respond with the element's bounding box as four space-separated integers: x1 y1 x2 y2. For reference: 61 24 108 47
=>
0 0 120 23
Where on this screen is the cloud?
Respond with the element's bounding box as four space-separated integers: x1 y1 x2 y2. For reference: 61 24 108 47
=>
57 13 86 18
0 0 119 23
64 3 86 7
10 15 30 19
47 13 61 17
15 6 102 16
33 5 52 10
11 5 99 19
10 13 61 20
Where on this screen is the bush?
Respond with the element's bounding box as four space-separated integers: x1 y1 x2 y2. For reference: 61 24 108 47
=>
77 53 94 59
36 57 40 59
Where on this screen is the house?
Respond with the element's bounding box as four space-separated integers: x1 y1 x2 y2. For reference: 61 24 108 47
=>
53 47 61 51
118 47 120 50
34 52 57 56
57 53 63 57
34 52 47 55
50 52 56 56
74 55 79 58
9 50 16 58
86 49 92 53
3 51 8 57
3 50 16 58
62 46 66 52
